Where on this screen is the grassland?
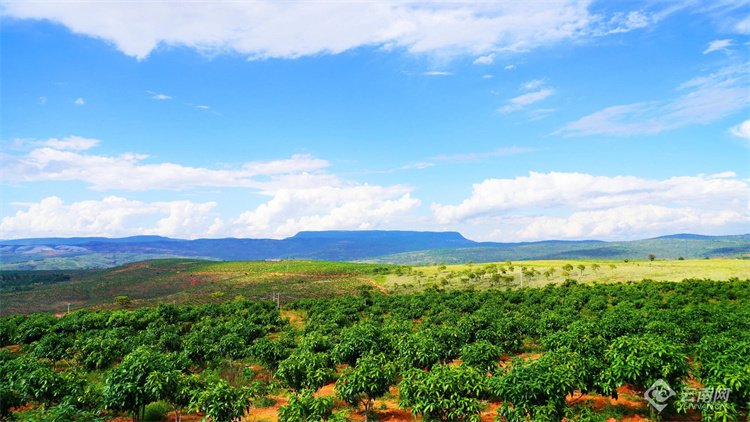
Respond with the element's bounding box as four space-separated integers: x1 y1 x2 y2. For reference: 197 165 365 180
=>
1 257 746 316
0 259 392 316
381 258 749 294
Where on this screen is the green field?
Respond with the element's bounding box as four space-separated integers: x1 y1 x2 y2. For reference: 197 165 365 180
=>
382 258 749 294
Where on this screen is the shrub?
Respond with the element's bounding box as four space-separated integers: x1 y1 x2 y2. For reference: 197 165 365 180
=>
144 401 170 421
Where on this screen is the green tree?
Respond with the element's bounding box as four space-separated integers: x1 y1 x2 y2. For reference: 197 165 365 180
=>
276 351 335 392
115 296 131 308
278 389 335 422
399 363 487 422
490 351 579 421
190 379 252 422
577 264 586 275
336 353 396 422
562 263 574 273
648 254 656 261
31 332 73 369
146 370 202 422
104 347 189 421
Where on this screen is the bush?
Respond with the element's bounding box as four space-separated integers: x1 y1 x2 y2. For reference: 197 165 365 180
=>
144 401 170 421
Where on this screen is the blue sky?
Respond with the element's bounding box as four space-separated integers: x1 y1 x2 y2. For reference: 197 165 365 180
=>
1 0 748 241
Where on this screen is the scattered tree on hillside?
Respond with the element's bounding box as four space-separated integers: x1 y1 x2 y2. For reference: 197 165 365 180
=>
648 254 656 261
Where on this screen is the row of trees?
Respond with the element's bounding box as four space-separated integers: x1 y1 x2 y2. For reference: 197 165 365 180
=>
1 277 748 421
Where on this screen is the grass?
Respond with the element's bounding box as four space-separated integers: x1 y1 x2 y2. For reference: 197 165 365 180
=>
380 258 748 294
2 257 745 315
0 259 390 316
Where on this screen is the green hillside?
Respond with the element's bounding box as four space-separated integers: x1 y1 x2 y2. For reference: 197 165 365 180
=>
0 259 392 316
366 235 750 265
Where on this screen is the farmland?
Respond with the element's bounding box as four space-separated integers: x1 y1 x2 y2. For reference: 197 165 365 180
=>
0 259 748 421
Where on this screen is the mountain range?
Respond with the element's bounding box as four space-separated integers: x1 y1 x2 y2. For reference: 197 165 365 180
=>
1 231 748 270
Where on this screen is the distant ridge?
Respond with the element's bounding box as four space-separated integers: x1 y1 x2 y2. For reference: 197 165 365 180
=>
1 231 748 270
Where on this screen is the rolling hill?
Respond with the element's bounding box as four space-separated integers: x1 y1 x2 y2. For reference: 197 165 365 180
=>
1 231 748 270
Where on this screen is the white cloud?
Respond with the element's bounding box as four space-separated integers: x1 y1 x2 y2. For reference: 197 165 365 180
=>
704 38 734 54
430 146 535 162
196 105 210 109
710 171 737 179
152 94 172 100
423 71 453 76
1 1 658 60
604 10 656 34
482 74 493 79
232 184 421 238
512 205 747 240
0 196 221 239
557 64 749 136
39 136 99 151
431 171 749 224
499 88 554 113
504 65 516 70
1 137 331 191
473 53 495 65
730 119 750 139
521 79 545 90
74 98 85 105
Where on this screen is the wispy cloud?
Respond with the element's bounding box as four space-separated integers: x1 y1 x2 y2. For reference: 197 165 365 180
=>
504 65 515 70
147 91 172 100
74 98 85 105
196 105 210 110
556 64 749 136
39 97 47 105
704 39 733 54
423 71 453 76
499 89 554 113
473 53 495 65
431 147 535 163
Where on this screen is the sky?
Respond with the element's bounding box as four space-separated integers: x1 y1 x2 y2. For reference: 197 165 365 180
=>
1 0 749 242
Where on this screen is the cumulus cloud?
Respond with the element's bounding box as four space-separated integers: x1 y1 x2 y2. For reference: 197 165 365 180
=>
1 1 665 60
513 205 747 240
1 137 331 191
557 64 749 136
232 184 421 238
431 171 749 225
704 38 734 54
730 119 750 139
0 196 220 239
